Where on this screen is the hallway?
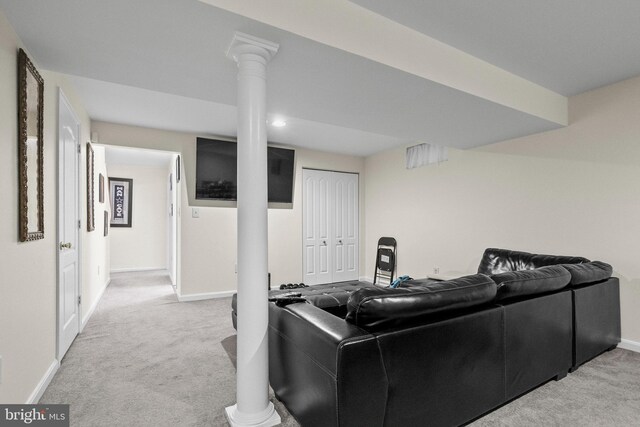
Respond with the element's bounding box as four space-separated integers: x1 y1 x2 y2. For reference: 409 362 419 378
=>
39 271 296 426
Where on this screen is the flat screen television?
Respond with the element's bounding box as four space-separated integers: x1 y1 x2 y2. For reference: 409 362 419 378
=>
196 137 295 203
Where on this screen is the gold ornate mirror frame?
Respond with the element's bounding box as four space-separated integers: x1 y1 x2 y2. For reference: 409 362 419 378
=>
18 48 44 242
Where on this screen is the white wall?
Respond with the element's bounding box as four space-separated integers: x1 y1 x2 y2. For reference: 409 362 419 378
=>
365 75 640 344
0 10 107 402
83 145 110 326
90 121 366 297
107 164 168 272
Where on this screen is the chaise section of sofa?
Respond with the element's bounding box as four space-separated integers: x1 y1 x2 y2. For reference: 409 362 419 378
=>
269 275 507 427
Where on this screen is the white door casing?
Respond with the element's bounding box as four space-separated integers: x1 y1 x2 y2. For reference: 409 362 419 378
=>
57 90 81 360
303 169 358 285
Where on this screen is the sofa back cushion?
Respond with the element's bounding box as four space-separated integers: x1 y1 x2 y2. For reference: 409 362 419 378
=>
490 265 571 302
477 248 589 275
345 274 496 330
562 261 613 286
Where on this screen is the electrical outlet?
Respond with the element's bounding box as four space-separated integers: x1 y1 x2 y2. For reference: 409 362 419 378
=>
433 267 440 275
192 208 200 218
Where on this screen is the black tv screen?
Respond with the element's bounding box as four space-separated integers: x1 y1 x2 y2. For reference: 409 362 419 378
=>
196 137 295 203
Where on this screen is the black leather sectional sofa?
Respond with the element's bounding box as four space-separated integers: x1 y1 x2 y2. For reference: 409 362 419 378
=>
234 248 620 426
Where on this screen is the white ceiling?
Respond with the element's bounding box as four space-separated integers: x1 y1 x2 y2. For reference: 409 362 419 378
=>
104 145 174 168
351 0 640 96
1 1 638 155
68 75 411 157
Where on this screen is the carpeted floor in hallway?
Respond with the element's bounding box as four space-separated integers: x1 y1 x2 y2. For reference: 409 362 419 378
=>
40 271 296 427
40 271 640 426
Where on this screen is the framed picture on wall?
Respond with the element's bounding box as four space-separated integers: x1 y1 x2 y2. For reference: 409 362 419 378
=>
86 143 95 231
109 177 133 227
99 173 105 203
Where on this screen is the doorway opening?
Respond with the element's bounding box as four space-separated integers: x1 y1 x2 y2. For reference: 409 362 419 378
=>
103 145 181 292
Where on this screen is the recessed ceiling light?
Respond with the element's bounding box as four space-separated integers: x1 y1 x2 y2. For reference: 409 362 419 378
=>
271 119 287 128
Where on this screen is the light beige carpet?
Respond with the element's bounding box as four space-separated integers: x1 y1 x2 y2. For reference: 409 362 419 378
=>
40 271 640 426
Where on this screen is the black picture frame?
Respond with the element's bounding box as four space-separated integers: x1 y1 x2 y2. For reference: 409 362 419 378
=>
109 177 133 227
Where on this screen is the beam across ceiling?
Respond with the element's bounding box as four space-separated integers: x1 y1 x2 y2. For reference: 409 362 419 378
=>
198 0 567 126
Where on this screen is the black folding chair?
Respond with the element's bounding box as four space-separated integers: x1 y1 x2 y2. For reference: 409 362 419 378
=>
374 237 397 286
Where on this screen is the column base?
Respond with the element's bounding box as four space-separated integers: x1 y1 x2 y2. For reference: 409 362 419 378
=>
225 402 281 427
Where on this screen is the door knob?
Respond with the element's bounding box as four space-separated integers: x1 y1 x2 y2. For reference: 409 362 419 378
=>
322 240 327 246
338 240 343 245
60 242 72 250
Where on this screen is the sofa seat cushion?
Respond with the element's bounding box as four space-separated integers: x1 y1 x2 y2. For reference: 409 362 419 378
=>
490 265 571 302
232 280 372 317
345 274 496 330
478 248 589 275
563 261 613 286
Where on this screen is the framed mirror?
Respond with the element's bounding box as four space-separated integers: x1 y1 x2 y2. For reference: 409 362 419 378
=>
18 48 44 242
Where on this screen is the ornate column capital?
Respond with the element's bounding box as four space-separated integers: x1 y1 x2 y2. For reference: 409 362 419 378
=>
227 32 279 64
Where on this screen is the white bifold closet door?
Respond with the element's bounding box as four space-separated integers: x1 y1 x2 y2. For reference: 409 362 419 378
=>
303 169 359 285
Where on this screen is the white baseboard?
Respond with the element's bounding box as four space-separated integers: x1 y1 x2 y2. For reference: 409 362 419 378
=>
359 276 373 283
110 267 166 274
81 278 110 331
177 290 235 302
619 338 640 353
27 360 59 404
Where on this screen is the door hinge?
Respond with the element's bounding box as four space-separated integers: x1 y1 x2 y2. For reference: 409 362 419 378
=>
78 296 81 305
77 143 81 154
78 220 81 229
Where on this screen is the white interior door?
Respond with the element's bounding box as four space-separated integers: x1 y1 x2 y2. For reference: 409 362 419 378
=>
302 169 332 285
332 172 359 282
167 158 178 288
167 172 175 286
58 90 81 360
303 169 358 285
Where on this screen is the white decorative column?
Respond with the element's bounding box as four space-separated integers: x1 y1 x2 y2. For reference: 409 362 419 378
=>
225 32 281 427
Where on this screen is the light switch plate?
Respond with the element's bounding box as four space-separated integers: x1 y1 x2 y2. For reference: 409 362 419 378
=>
192 208 200 218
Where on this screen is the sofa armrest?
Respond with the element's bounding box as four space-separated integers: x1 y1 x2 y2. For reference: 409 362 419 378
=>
269 302 372 375
269 302 386 427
